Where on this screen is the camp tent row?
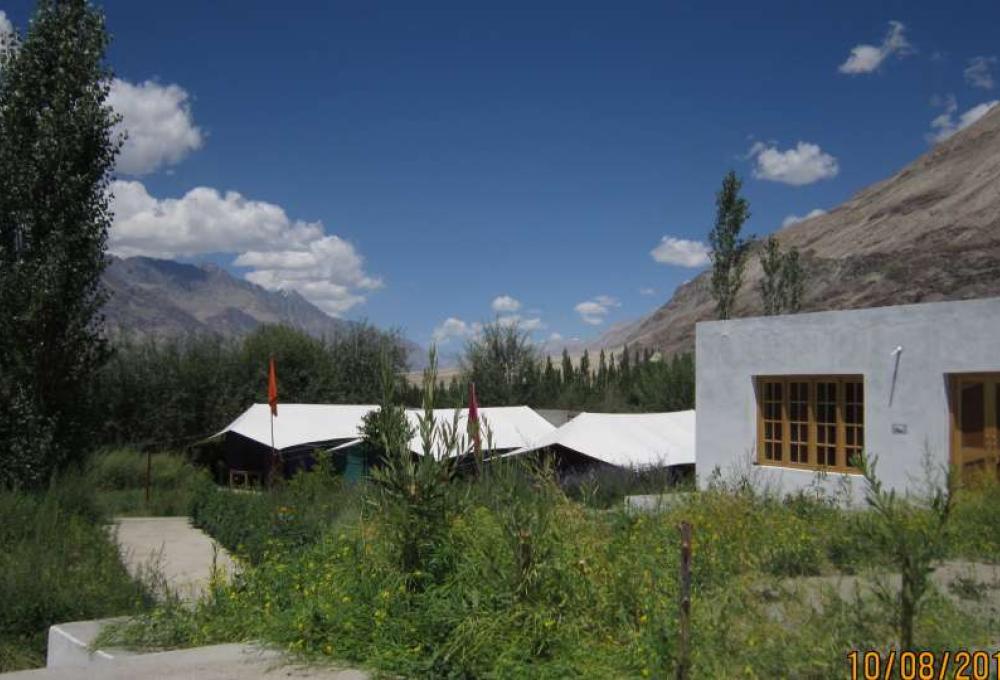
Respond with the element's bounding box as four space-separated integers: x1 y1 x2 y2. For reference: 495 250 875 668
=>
202 403 696 484
503 410 695 472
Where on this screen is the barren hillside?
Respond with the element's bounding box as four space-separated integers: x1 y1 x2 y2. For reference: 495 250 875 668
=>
624 104 1000 355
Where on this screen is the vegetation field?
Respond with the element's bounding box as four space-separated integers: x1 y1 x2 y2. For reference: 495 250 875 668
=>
0 475 153 672
0 448 209 672
100 456 1000 679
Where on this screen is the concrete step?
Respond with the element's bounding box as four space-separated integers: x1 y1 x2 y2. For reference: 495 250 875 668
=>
2 643 367 679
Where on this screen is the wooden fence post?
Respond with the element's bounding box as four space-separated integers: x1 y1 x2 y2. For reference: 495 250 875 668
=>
676 521 692 680
145 450 152 506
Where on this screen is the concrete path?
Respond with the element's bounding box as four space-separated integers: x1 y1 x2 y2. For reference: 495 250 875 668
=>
112 517 236 601
2 644 368 680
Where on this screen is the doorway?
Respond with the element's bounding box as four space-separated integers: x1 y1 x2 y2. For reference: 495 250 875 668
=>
951 374 1000 482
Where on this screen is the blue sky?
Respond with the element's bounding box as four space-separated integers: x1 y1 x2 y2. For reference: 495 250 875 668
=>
2 1 999 349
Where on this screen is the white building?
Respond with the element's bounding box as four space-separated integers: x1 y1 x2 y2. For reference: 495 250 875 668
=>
695 297 1000 496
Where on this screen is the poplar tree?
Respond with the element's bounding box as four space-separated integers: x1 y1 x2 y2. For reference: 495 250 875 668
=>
781 247 805 313
597 349 608 390
619 343 631 386
758 235 806 316
0 0 121 485
560 349 574 386
543 355 559 402
708 171 753 320
758 235 784 315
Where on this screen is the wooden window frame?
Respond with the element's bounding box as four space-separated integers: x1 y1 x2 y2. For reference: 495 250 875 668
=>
755 375 864 474
948 372 1000 477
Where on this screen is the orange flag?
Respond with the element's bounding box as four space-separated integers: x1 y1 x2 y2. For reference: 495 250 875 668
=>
268 356 278 417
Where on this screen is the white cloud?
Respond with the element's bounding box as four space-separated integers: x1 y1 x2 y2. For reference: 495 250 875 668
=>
547 332 563 343
574 295 620 326
639 287 656 296
434 301 546 345
965 56 997 90
650 236 710 267
432 317 482 345
491 295 521 313
838 21 913 75
109 78 203 176
748 141 839 186
110 181 323 257
237 237 383 316
927 95 999 143
782 208 827 228
109 180 380 316
496 314 544 332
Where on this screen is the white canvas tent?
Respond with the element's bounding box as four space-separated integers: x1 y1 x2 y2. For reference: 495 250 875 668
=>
203 404 556 477
505 410 696 470
208 403 379 451
404 406 555 458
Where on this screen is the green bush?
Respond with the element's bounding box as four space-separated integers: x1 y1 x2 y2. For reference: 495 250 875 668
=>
0 479 151 672
105 466 1000 678
85 448 208 517
190 458 357 564
949 476 1000 561
102 382 1000 678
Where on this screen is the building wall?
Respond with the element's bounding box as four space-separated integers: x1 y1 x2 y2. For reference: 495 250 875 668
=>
695 296 1000 498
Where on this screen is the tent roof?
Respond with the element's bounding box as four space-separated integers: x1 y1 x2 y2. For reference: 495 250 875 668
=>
207 404 554 456
405 406 555 457
506 410 696 469
210 404 378 451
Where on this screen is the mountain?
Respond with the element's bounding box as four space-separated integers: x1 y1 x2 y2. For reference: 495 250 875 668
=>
623 103 1000 356
102 256 426 366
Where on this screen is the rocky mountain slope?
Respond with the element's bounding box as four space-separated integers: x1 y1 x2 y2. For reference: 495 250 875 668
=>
623 103 1000 356
102 256 425 365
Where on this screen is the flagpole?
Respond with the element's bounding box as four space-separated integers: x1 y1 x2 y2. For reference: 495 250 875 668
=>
268 354 279 488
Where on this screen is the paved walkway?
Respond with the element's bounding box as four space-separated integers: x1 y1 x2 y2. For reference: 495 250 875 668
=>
111 517 236 601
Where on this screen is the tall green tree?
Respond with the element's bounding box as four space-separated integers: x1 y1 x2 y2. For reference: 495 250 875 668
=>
579 349 591 390
560 348 574 387
758 235 806 316
542 355 559 403
780 247 805 313
758 235 784 315
707 171 753 320
619 343 631 386
461 321 539 406
0 0 120 485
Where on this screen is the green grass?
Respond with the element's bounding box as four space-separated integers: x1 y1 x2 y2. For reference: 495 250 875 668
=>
100 463 1000 678
189 457 361 564
0 477 153 673
86 448 209 517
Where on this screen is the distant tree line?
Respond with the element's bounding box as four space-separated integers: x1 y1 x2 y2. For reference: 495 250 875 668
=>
402 322 695 413
95 323 408 449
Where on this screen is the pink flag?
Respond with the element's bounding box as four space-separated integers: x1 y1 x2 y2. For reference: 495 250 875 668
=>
468 382 481 452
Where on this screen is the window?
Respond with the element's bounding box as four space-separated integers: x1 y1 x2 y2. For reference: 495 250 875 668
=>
755 376 864 472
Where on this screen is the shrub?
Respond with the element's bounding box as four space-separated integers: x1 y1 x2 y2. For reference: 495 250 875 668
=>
0 478 151 672
190 457 357 564
85 448 208 516
105 441 1000 677
855 452 955 650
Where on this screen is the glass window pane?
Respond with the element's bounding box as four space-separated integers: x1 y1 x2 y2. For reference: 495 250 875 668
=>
961 382 985 449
